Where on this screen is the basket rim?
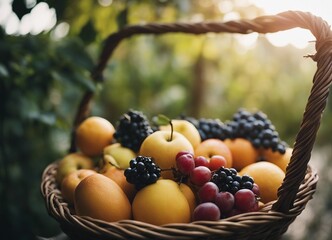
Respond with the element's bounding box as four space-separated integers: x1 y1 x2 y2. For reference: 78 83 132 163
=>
41 160 318 240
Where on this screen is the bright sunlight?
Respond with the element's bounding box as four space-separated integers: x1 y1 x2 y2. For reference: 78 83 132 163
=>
0 0 331 48
250 0 332 48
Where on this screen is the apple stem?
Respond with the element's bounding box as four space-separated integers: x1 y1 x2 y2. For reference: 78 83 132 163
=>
169 119 173 141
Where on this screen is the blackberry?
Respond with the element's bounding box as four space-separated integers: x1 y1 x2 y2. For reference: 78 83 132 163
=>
197 118 229 141
225 109 287 154
124 156 161 190
114 109 153 152
179 108 287 154
210 167 255 194
179 116 228 141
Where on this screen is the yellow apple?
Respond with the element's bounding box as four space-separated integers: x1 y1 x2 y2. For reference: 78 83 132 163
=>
159 119 201 148
132 179 191 225
139 130 194 179
179 183 197 218
103 143 136 169
61 169 96 205
56 152 95 185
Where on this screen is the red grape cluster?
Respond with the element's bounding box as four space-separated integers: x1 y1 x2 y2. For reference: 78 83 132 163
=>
175 151 227 186
175 152 260 221
194 182 259 221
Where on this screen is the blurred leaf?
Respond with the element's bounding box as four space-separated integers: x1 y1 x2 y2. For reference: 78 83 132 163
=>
72 71 96 91
153 114 171 126
31 112 57 126
79 20 97 44
0 64 9 77
116 7 128 29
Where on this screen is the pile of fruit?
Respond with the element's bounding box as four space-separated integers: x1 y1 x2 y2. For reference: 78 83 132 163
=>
56 109 292 225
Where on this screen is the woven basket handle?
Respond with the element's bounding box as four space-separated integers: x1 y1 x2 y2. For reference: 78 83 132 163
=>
71 10 332 214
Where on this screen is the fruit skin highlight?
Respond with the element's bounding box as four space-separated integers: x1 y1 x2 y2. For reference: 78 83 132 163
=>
75 116 115 157
74 173 131 222
239 161 285 203
132 179 191 226
139 130 194 179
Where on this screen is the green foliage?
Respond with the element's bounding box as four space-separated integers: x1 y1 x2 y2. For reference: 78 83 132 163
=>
0 28 94 239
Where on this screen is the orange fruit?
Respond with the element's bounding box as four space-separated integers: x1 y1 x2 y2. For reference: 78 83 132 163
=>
263 147 292 173
239 161 285 203
61 169 96 205
224 138 259 171
132 179 191 225
74 173 131 222
75 116 115 157
100 165 136 202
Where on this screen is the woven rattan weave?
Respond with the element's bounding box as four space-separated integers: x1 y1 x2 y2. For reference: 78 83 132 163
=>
41 10 332 240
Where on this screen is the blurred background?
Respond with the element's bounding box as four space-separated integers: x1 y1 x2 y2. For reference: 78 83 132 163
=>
1 0 331 239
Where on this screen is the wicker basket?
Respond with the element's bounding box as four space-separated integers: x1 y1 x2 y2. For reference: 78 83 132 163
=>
41 10 332 240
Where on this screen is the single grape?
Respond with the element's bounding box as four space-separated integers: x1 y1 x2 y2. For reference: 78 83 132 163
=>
176 153 195 175
215 191 235 214
194 156 210 168
176 150 193 160
209 155 227 171
234 189 258 212
242 181 253 190
198 182 219 203
190 166 212 186
193 202 221 221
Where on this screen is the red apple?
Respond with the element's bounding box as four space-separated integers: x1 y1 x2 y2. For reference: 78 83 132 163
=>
194 139 233 168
